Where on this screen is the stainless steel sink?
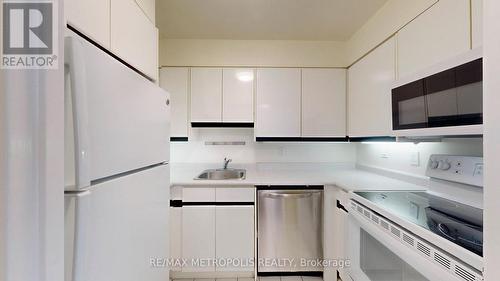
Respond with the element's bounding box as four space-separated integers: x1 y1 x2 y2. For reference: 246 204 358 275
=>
194 169 246 180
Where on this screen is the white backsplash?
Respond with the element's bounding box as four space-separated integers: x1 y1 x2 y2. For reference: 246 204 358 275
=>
170 128 356 163
356 138 483 177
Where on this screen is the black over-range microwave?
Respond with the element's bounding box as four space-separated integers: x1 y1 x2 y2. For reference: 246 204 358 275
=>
392 57 483 131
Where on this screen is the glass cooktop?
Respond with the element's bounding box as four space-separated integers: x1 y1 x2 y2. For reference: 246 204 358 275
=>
354 191 483 257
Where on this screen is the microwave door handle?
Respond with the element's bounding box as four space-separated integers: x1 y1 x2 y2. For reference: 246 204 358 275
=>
65 37 91 189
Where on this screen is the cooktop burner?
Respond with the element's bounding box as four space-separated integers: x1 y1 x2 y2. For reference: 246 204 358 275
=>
354 191 483 256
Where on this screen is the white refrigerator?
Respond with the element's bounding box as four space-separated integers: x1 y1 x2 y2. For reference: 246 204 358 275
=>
64 29 170 281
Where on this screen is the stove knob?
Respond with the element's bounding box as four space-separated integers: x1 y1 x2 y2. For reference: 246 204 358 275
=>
430 160 439 169
438 160 451 171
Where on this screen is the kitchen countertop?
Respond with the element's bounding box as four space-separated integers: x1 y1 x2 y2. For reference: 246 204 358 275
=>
170 162 428 192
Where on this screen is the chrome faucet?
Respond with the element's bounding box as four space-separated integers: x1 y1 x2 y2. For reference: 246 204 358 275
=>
223 157 232 169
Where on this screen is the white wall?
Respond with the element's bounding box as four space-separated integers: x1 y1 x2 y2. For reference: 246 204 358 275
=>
483 0 500 278
159 38 347 67
171 129 356 163
356 139 483 177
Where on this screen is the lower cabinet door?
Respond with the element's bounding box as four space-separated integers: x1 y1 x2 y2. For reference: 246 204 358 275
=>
182 206 216 272
215 206 255 272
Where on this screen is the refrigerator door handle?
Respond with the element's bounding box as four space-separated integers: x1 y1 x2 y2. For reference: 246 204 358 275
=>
65 36 91 189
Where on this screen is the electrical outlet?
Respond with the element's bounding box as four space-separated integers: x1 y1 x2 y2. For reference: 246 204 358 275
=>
410 151 420 166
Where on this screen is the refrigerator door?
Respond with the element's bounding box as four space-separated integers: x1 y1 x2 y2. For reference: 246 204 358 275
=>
64 29 170 190
65 164 169 281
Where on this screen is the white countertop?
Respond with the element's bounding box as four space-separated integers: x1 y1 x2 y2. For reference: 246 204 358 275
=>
170 162 428 192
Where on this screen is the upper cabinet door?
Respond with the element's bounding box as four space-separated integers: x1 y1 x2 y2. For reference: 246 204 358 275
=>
159 67 189 138
472 0 483 49
397 0 470 78
222 68 254 123
348 37 395 137
65 0 111 48
256 68 301 137
191 68 223 123
302 68 346 137
110 0 159 81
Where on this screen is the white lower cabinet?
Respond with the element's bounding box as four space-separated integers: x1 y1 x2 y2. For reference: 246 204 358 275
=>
176 187 255 275
324 186 349 281
170 207 182 272
215 206 255 272
181 206 216 272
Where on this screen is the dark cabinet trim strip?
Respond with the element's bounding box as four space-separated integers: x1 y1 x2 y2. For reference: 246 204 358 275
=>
255 137 348 142
170 137 188 142
257 272 323 277
348 136 397 142
169 200 254 207
191 122 254 128
256 185 324 190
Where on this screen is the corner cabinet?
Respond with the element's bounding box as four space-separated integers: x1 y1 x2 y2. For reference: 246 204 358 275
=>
348 37 396 137
159 67 189 139
255 68 302 138
396 0 471 78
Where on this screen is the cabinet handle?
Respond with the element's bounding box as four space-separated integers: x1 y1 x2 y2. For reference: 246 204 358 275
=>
336 200 349 213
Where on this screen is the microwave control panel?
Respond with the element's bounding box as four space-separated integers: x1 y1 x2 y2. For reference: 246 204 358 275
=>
426 154 483 187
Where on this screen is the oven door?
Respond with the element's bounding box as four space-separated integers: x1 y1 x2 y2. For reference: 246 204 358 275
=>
345 203 469 281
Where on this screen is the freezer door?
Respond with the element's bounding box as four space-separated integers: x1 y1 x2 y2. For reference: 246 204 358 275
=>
64 29 170 190
65 164 169 281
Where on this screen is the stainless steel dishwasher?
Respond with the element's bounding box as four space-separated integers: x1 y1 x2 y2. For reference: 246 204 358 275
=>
257 187 323 273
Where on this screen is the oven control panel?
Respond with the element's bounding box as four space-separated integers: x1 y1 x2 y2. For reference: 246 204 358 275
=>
426 155 483 187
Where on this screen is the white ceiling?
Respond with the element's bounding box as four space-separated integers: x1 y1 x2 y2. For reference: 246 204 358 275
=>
156 0 388 40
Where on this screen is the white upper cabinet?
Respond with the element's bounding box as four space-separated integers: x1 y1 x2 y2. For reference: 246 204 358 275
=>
159 67 189 138
397 0 470 78
190 68 223 123
222 68 254 123
135 0 155 24
65 0 111 48
302 68 346 137
256 68 301 138
110 0 159 81
472 0 483 48
348 37 396 137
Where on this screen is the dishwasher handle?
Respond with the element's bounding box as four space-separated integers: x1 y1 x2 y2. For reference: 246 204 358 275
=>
261 191 322 199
